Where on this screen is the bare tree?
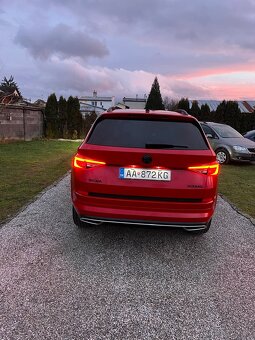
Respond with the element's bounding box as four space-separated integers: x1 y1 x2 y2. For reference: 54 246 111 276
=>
163 97 178 111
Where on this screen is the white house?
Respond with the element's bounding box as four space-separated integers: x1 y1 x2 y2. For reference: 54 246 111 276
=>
123 95 147 109
79 91 115 116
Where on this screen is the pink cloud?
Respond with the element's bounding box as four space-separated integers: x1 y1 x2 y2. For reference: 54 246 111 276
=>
179 63 255 79
202 83 255 100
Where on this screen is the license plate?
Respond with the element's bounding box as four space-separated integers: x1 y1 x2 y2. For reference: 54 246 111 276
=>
119 168 171 181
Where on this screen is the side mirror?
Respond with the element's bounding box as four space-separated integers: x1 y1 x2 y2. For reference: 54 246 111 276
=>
206 133 213 138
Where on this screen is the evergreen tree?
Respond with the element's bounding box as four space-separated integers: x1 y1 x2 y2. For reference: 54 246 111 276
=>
200 103 210 121
45 93 59 138
67 96 74 138
190 100 201 119
215 100 241 130
83 111 98 136
73 97 82 138
239 113 255 133
225 101 241 130
58 96 67 138
177 98 190 113
145 77 165 110
67 96 82 138
1 75 21 96
214 100 226 123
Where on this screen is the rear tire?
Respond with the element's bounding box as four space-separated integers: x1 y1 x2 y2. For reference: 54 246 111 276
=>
216 148 230 164
72 206 88 228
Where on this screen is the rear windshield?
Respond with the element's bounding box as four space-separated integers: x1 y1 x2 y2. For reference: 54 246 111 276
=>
87 118 208 150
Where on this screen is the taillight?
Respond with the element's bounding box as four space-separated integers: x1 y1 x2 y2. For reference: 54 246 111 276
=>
73 154 106 169
188 163 219 176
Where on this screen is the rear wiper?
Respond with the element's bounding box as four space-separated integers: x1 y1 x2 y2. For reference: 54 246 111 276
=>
145 143 188 149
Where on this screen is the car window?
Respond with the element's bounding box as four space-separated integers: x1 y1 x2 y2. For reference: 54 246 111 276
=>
87 118 209 150
212 125 243 138
201 124 216 137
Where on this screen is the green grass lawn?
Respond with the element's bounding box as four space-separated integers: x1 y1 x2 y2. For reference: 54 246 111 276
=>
218 163 255 219
0 140 81 223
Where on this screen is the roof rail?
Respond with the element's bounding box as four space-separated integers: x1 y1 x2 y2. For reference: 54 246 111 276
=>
175 109 189 115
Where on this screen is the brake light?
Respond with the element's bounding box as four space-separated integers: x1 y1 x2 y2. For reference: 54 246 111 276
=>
188 163 219 176
73 155 106 169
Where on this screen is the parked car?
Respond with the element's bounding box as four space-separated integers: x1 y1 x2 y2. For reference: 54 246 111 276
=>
71 110 219 234
243 130 255 142
200 122 255 164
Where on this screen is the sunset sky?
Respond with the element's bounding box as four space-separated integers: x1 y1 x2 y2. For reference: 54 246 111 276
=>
1 0 255 101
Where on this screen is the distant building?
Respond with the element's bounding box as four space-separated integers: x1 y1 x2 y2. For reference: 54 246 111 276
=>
33 99 46 108
123 95 147 109
79 91 115 117
111 102 129 110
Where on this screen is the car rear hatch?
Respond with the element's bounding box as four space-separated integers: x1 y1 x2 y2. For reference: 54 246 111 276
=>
74 145 217 200
72 111 218 222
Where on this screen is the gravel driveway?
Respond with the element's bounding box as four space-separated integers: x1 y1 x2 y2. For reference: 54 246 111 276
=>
1 174 255 340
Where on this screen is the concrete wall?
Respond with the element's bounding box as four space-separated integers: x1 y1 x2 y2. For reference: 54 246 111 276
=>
0 105 44 141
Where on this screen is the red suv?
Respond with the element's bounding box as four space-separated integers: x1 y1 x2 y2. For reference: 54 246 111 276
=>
71 110 219 234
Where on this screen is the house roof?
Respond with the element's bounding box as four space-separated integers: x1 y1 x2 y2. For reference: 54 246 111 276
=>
33 99 46 107
244 101 255 112
79 96 113 102
238 101 253 113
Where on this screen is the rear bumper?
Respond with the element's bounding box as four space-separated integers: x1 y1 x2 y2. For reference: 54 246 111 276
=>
73 191 217 227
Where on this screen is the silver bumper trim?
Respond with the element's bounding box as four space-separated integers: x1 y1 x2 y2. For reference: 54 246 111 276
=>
80 216 207 230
